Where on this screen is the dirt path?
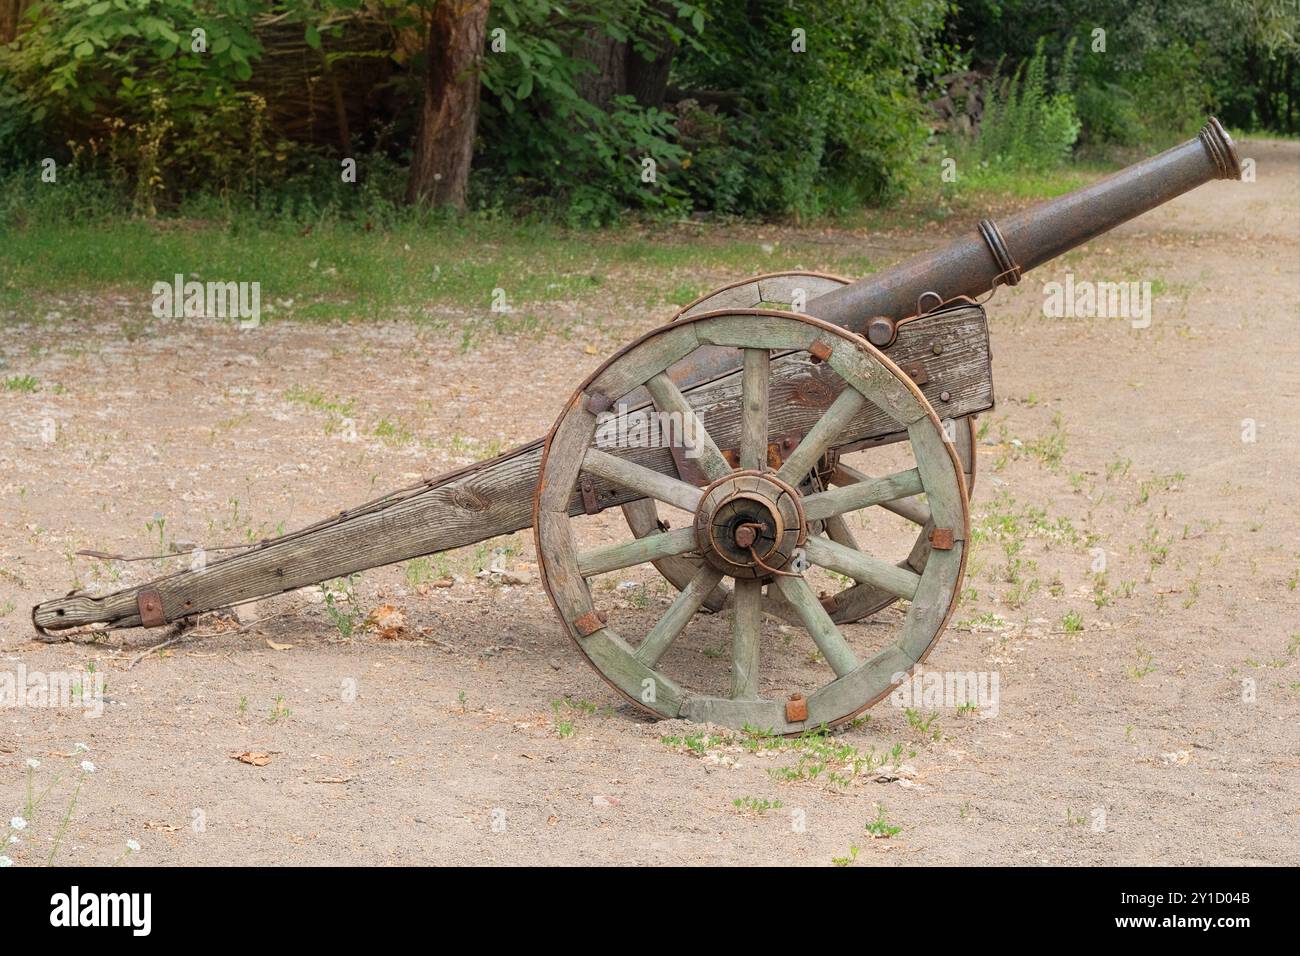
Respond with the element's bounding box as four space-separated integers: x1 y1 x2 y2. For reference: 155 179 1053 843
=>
2 140 1297 866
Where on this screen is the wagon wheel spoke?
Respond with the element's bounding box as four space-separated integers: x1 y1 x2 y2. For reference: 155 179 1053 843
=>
645 372 730 482
801 467 924 521
803 535 921 601
634 565 724 667
834 461 930 526
771 574 860 677
583 448 703 513
729 579 763 699
776 387 867 485
739 348 770 471
822 514 859 550
576 527 700 577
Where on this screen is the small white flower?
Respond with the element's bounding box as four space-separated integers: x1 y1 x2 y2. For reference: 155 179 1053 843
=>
26 758 40 770
0 856 12 867
74 742 89 752
9 817 26 831
126 839 140 853
7 835 17 845
80 760 96 773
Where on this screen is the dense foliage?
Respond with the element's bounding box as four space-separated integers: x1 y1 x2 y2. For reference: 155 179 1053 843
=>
0 0 1296 224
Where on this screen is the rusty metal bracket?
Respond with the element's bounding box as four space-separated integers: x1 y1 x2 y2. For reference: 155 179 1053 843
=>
573 610 607 637
785 693 808 723
721 441 786 472
137 588 166 628
580 476 601 515
583 390 613 415
928 527 956 551
900 361 929 385
809 339 833 363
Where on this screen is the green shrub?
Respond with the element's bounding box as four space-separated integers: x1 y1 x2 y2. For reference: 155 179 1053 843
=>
974 37 1080 171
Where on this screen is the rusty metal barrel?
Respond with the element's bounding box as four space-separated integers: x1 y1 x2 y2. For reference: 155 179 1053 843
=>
807 117 1242 345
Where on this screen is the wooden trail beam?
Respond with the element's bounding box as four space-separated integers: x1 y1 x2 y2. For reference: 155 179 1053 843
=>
32 305 992 633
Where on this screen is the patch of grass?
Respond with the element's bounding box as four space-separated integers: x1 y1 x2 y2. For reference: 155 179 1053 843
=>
731 796 783 814
2 374 39 392
1125 643 1157 680
321 575 363 638
0 216 891 326
831 845 860 866
1062 609 1084 633
864 805 901 838
904 707 942 741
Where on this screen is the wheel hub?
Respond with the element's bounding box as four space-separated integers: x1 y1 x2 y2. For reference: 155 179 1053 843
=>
693 470 806 579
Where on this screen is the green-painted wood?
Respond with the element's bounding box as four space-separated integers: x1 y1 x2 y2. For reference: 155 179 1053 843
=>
898 544 964 662
619 499 729 612
802 467 924 521
730 579 763 699
693 313 820 351
833 461 930 525
824 338 926 426
804 535 921 601
590 323 699 405
538 403 598 513
776 387 868 485
634 565 724 667
680 695 790 731
583 448 703 513
576 526 699 577
772 574 859 677
804 644 915 726
584 629 686 717
907 420 966 534
645 371 731 481
740 348 770 471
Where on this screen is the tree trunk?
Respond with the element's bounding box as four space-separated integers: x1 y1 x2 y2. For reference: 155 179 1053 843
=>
624 1 678 108
405 0 491 209
572 28 626 110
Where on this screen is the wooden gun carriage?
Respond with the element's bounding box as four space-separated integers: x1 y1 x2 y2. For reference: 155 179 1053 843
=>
33 119 1243 733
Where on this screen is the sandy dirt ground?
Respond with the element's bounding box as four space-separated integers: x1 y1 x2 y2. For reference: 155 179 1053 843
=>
1 139 1297 867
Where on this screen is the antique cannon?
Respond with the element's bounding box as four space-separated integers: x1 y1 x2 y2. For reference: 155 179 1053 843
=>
33 118 1242 733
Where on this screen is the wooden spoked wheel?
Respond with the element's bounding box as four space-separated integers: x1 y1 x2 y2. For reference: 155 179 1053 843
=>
534 309 969 732
623 272 977 626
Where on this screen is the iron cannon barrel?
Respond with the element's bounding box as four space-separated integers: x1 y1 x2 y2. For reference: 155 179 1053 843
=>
805 117 1242 335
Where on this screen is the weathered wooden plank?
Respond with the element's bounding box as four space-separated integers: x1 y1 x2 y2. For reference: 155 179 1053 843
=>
776 387 867 485
645 371 730 481
620 499 728 612
729 579 763 699
583 448 703 513
804 535 921 601
802 468 924 521
576 526 699 577
772 575 859 677
739 348 769 471
832 462 929 525
634 565 723 667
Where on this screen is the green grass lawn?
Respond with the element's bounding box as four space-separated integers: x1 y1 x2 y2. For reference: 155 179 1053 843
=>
0 160 1110 328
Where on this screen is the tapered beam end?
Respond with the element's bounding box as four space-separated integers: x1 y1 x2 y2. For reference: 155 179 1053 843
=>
1200 117 1242 181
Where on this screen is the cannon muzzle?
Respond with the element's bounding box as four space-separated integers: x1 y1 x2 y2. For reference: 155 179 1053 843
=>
807 117 1242 342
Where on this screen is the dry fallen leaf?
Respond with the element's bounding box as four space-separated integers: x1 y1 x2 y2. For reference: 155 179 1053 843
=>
265 639 294 651
144 821 181 832
366 604 408 640
230 750 271 767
